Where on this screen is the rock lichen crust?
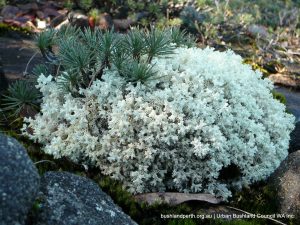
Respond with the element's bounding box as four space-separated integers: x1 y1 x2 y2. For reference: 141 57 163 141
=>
35 171 137 225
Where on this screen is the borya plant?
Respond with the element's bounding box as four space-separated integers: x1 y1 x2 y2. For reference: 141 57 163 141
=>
23 25 294 200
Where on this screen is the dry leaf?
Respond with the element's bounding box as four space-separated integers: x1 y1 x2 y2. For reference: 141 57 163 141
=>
134 192 222 206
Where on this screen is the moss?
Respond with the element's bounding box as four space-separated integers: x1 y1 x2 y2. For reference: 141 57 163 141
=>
0 0 6 8
230 182 278 215
167 219 197 225
25 196 43 224
272 91 287 105
0 23 32 37
243 59 269 76
1 129 20 139
96 176 143 220
212 219 264 225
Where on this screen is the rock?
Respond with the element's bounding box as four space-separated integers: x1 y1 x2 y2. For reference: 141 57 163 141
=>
6 0 31 4
270 150 300 218
96 12 148 31
247 24 269 38
18 3 39 13
14 15 32 24
70 17 90 29
113 18 134 31
43 1 62 10
1 5 20 19
0 134 40 225
68 12 90 29
97 13 113 30
43 8 61 18
3 18 29 28
36 10 45 19
50 14 67 28
269 73 300 88
289 122 300 153
34 172 137 225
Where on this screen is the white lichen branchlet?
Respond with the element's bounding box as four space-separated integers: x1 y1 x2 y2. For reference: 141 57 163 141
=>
22 46 295 200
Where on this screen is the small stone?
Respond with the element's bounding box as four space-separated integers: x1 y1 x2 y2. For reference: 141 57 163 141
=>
247 24 269 38
1 5 20 19
36 11 45 19
97 13 113 30
68 12 90 29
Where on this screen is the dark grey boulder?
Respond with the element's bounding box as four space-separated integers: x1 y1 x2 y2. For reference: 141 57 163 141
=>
0 134 40 225
34 171 137 225
270 150 300 218
289 121 300 153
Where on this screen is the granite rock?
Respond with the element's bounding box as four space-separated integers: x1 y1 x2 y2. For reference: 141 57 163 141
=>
0 134 40 225
34 171 137 225
270 150 300 218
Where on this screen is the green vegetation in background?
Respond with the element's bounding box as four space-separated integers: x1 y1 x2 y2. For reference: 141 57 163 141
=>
0 0 6 8
85 0 300 28
2 0 300 29
0 23 32 37
272 91 287 105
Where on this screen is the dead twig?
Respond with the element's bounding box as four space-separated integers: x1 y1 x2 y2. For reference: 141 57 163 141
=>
226 206 287 225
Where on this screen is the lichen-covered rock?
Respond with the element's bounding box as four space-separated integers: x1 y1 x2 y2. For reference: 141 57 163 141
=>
0 134 40 225
34 171 137 225
270 150 300 218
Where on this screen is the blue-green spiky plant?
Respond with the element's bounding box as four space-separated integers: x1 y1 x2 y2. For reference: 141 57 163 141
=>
33 25 194 96
2 80 40 118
